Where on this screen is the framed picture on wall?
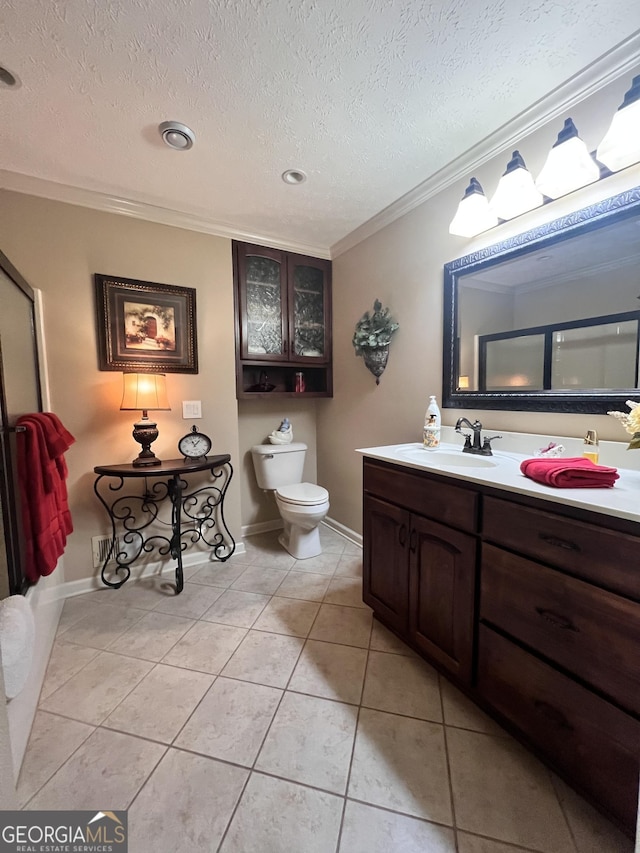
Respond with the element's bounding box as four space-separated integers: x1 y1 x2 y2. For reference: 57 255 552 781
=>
94 274 198 373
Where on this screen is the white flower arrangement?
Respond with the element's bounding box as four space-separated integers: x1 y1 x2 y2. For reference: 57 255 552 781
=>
607 400 640 449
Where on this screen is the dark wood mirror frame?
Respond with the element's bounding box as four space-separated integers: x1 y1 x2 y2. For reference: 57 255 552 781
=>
443 184 640 414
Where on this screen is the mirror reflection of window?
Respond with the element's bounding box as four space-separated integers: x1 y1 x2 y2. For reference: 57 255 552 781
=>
483 334 545 391
551 320 638 389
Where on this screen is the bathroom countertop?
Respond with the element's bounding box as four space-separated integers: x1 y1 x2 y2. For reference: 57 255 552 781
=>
356 442 640 525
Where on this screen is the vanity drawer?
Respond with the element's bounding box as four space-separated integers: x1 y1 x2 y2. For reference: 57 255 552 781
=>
363 460 478 532
482 496 640 600
481 543 640 714
477 625 639 834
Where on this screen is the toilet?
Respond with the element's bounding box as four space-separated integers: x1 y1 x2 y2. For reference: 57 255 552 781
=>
251 442 330 559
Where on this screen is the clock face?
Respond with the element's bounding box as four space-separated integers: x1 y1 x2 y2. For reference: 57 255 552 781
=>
178 427 212 459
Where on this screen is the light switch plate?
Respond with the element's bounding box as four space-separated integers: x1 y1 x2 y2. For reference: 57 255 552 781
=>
182 400 202 419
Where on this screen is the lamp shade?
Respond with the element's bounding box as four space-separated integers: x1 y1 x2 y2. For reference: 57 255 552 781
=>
449 177 498 237
535 118 600 199
120 372 170 412
490 150 544 220
596 75 640 173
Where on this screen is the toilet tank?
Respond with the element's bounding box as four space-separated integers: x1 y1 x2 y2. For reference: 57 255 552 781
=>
251 442 307 489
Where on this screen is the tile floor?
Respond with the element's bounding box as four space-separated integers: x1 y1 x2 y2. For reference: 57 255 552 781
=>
17 527 634 853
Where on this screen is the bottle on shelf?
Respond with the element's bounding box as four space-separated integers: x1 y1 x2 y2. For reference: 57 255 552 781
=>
423 395 441 450
583 429 599 463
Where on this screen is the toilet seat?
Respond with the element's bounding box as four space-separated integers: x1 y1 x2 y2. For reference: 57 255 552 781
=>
276 483 329 506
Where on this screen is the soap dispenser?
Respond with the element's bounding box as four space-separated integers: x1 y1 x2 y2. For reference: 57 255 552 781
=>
583 429 599 464
423 395 441 450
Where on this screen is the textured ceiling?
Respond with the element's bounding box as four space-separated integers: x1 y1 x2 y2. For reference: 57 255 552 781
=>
2 0 640 252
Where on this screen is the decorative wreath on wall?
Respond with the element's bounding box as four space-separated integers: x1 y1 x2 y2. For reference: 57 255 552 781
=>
352 300 399 385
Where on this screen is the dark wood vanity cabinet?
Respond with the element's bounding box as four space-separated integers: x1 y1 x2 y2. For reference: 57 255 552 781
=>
479 496 640 832
363 493 409 635
233 241 332 398
363 460 477 684
362 458 640 835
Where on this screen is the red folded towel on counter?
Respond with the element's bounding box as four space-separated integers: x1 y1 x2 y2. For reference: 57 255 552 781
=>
520 457 619 489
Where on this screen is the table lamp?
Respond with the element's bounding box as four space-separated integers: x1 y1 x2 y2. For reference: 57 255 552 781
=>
120 372 170 467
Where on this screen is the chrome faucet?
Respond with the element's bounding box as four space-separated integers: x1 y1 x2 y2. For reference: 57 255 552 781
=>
455 417 502 456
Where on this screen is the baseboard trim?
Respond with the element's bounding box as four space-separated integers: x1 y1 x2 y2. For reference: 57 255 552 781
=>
322 517 362 548
241 517 362 548
57 544 247 600
241 519 284 538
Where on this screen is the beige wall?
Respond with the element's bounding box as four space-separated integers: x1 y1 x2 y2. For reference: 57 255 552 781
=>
0 192 242 582
319 71 640 535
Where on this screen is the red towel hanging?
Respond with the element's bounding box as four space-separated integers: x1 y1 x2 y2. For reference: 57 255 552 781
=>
15 413 75 582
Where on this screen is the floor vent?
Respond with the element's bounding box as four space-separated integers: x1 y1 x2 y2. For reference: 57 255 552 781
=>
91 534 119 569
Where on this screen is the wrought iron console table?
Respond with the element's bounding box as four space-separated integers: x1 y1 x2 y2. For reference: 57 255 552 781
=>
93 455 235 594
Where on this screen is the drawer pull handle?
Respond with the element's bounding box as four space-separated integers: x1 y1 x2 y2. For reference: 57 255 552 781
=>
533 699 574 732
538 533 580 552
399 524 407 547
535 607 579 633
409 529 417 553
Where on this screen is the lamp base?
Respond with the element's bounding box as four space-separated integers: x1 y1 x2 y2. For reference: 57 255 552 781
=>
132 418 162 467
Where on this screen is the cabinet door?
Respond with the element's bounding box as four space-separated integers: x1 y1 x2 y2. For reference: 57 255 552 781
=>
409 516 476 684
236 244 287 361
287 255 331 362
478 625 639 834
363 494 409 635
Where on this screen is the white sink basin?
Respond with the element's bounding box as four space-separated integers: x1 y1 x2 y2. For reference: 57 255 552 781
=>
397 446 499 468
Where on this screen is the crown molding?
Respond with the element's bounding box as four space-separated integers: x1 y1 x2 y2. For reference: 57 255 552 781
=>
0 170 331 259
330 33 640 258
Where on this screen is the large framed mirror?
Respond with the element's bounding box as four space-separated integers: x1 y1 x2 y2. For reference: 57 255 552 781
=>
443 185 640 413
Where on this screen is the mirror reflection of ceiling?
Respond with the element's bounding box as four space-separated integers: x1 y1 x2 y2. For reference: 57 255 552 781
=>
462 215 640 294
3 1 640 250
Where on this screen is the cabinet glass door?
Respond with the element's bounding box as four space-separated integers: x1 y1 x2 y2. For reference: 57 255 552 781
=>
244 254 286 358
292 262 327 359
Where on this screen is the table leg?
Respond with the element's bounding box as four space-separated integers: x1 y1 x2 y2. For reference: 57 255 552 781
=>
168 474 185 594
93 474 132 588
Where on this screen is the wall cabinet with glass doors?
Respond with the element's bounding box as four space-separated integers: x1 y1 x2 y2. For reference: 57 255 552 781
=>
233 242 332 398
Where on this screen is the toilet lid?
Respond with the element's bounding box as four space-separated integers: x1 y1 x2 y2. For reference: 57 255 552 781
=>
276 483 329 505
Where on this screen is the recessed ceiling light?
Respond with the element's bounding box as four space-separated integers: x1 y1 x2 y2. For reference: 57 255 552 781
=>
0 65 20 88
159 121 195 151
282 169 307 184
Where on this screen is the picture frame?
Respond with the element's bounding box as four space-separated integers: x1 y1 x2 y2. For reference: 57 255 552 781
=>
94 274 198 373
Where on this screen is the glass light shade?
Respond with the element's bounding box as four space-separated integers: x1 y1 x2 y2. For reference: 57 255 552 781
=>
489 150 544 220
596 76 640 173
120 372 170 412
535 119 600 199
449 177 498 237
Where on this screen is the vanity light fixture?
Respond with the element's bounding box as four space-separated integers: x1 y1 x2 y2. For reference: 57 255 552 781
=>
596 75 640 173
159 121 195 151
450 76 640 240
489 150 544 221
449 177 498 237
535 118 600 199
